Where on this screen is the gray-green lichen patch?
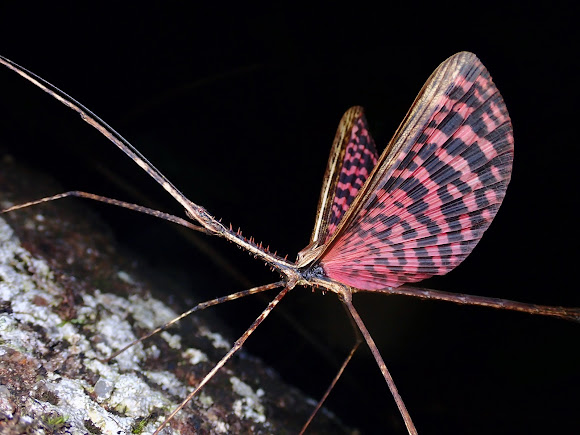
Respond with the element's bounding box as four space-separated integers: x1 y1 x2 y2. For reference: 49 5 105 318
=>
182 348 208 365
1 217 178 433
230 376 267 425
0 217 243 434
198 326 231 350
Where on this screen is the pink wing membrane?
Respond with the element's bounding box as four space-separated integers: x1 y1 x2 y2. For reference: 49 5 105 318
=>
321 55 514 289
325 113 379 240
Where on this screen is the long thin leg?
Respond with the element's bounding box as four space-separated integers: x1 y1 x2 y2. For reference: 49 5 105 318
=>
103 282 282 362
368 286 580 322
152 285 291 435
299 308 363 435
1 191 210 234
342 295 418 435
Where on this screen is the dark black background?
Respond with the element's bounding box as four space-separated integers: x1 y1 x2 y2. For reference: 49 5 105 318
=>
1 3 578 434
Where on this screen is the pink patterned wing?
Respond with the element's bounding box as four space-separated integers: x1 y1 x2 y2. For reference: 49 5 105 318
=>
325 110 379 240
303 107 379 254
319 52 514 290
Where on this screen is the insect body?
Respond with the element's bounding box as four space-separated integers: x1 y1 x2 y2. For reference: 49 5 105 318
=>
1 52 578 434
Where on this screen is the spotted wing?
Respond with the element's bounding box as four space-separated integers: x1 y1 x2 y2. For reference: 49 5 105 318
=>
318 52 514 290
308 106 379 247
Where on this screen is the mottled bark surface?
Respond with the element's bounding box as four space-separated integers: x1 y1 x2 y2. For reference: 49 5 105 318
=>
0 156 350 434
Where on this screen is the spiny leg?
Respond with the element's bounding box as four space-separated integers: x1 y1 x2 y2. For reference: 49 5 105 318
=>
0 56 294 271
153 285 291 435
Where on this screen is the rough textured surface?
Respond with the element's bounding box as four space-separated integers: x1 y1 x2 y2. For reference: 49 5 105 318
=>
0 157 350 434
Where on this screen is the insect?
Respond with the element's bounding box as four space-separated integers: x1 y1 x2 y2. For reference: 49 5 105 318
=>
1 52 578 434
